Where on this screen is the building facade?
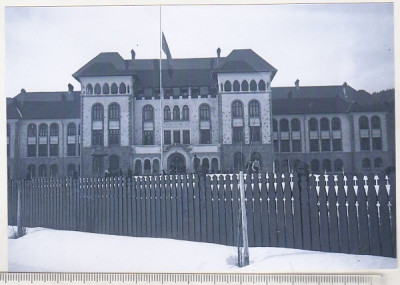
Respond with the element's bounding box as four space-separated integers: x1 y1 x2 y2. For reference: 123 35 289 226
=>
6 48 395 178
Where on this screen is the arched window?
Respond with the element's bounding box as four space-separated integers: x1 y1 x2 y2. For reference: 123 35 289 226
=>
273 119 278 132
50 164 58 177
234 152 244 171
28 124 37 137
250 152 262 167
362 158 371 171
211 158 219 173
202 158 209 173
108 103 120 145
279 119 289 132
109 155 120 173
144 159 151 175
311 159 320 173
143 105 154 121
320 118 330 131
371 116 381 129
322 159 332 172
119 83 126 94
38 124 48 157
67 164 76 176
199 104 210 120
92 103 104 146
164 106 171 121
250 80 257 91
182 105 189 120
153 159 160 174
50 123 59 136
111 83 118 94
248 100 260 117
309 118 318 131
94 83 101 94
331 118 341 130
193 156 200 172
232 100 243 118
103 83 110 94
87 84 93 95
359 116 369 129
39 164 47 177
241 80 249 91
27 164 36 178
233 80 240 91
224 81 232 92
291 118 300 131
27 124 37 157
334 159 343 172
92 103 104 120
67 123 76 135
39 124 48 137
374 158 383 171
67 123 77 156
134 160 142 175
258 80 266 91
173 106 180 120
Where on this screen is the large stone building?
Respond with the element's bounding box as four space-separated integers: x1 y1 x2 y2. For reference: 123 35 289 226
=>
6 48 395 178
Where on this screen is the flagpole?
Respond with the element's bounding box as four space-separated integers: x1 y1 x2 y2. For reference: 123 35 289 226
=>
159 6 164 174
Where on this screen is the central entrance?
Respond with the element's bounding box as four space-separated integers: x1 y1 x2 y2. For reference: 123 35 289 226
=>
167 153 186 174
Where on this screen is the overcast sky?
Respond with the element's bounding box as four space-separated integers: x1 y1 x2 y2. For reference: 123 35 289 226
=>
5 3 394 96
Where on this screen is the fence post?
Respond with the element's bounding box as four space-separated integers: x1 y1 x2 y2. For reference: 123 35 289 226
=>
17 181 23 237
238 171 249 267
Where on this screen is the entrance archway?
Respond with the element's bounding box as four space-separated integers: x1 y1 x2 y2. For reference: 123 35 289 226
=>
167 153 186 174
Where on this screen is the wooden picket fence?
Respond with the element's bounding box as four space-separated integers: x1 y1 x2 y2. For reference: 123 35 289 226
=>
8 172 396 257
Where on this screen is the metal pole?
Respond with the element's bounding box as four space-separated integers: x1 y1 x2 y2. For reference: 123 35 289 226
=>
238 170 249 267
17 181 23 237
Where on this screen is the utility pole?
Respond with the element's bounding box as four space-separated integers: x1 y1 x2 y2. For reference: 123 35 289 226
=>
238 170 249 267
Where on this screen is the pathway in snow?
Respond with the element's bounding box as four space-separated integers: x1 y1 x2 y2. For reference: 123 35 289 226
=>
8 227 396 272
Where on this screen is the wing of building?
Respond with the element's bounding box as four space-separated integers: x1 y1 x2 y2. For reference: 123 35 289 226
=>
6 48 395 178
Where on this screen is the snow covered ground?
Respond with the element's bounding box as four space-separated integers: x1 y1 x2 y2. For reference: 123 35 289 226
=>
8 227 396 272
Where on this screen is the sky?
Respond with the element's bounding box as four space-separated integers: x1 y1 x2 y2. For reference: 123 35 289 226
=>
5 3 394 96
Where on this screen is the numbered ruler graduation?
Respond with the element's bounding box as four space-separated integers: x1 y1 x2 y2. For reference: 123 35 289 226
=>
0 273 383 285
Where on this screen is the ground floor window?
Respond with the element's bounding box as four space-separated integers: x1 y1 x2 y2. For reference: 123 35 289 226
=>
39 144 48 157
183 130 190 144
93 156 104 173
50 144 58 157
200 129 211 144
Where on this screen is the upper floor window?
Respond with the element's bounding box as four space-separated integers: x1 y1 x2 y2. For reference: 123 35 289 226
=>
173 106 180 120
233 80 240 91
250 80 257 91
103 83 110 94
199 104 210 120
359 116 369 129
241 80 249 91
320 118 330 131
87 84 93 94
224 81 232 92
28 124 37 137
92 103 104 120
164 106 171 121
50 123 58 136
108 103 120 120
119 83 126 94
67 123 76 136
273 119 278 132
94 83 101 94
291 118 300 131
143 105 154 121
39 124 48 137
248 100 260 117
111 83 118 94
258 80 266 91
331 117 341 130
279 119 289 132
309 118 318 131
371 116 381 129
232 100 243 118
182 105 189 120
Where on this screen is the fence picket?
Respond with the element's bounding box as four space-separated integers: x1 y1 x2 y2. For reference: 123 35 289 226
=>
259 174 269 246
319 175 330 252
165 175 172 238
347 175 360 254
336 174 349 253
389 172 396 257
291 173 302 249
170 176 178 239
192 174 201 242
275 173 286 247
211 175 220 244
155 175 161 237
225 175 234 246
308 175 320 251
245 174 255 247
198 175 207 242
218 174 227 245
150 176 157 238
377 174 392 257
327 175 340 253
187 174 195 241
268 172 278 247
231 174 240 247
357 174 370 255
176 175 183 240
181 175 189 240
367 174 381 256
283 173 294 248
160 175 166 238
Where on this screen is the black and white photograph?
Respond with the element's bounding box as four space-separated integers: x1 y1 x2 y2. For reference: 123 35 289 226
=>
4 3 397 273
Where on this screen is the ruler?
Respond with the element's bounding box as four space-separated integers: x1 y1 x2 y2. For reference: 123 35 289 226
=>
0 273 382 284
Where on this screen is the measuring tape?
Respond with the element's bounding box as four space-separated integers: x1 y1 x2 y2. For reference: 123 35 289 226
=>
0 273 382 284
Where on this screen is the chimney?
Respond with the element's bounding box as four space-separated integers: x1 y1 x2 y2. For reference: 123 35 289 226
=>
131 49 136 60
216 47 221 58
343 82 347 97
68 83 74 93
21 88 26 94
295 79 299 89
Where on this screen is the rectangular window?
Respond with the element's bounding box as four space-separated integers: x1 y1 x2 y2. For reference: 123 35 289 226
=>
280 140 290 153
27 145 36 157
93 156 104 173
250 126 261 142
67 144 76 156
332 139 342 151
273 140 279 153
38 144 47 157
200 129 211 144
372 137 382 150
232 127 243 143
143 131 154 145
321 139 331 152
183 130 190 144
92 130 103 146
164 130 171 145
292 140 301 152
50 144 58 157
310 139 319 152
173 130 181 144
360 138 370 151
108 129 120 145
191 87 200 98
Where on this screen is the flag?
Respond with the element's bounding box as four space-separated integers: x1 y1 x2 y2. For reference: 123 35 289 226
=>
162 32 173 77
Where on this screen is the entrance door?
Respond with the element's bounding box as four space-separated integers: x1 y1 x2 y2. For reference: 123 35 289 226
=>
167 153 186 174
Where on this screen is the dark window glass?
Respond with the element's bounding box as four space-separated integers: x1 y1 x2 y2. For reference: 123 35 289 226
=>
173 130 180 144
234 152 244 171
143 131 154 145
249 100 260 117
183 130 190 144
27 165 36 178
200 129 211 144
119 83 126 94
280 140 290 152
50 144 58 157
360 138 370 151
87 84 93 94
144 159 151 175
39 124 48 137
27 145 36 157
334 159 343 172
332 118 341 130
199 104 210 120
67 144 76 156
332 139 342 151
103 83 110 94
180 88 188 97
292 140 301 152
93 156 104 172
320 118 330 131
224 81 231 92
250 126 261 142
94 83 101 94
109 155 119 172
291 119 300 131
241 80 249 91
374 158 383 170
321 139 331 152
164 130 171 145
232 101 243 118
371 116 381 129
280 119 289 132
28 124 37 137
108 129 120 145
67 123 76 135
191 87 200 97
182 106 189 120
134 160 142 175
309 118 318 131
143 105 154 121
372 137 382 150
164 106 171 121
67 164 76 176
359 116 369 129
111 83 118 94
362 158 371 171
39 164 47 177
322 159 332 172
232 127 243 143
50 124 58 136
258 80 266 91
173 106 180 120
310 139 319 152
273 119 278 132
311 159 320 173
273 140 279 152
233 80 240 91
250 80 257 91
92 130 103 146
92 104 104 120
50 164 58 177
108 103 120 120
39 144 47 157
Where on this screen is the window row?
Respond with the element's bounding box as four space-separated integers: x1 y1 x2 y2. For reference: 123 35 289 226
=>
221 80 269 92
193 157 219 173
91 103 121 146
232 100 260 118
164 105 189 121
359 115 382 130
26 163 79 178
86 82 130 95
273 117 342 132
164 130 191 145
136 86 213 99
134 159 160 175
362 157 384 172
